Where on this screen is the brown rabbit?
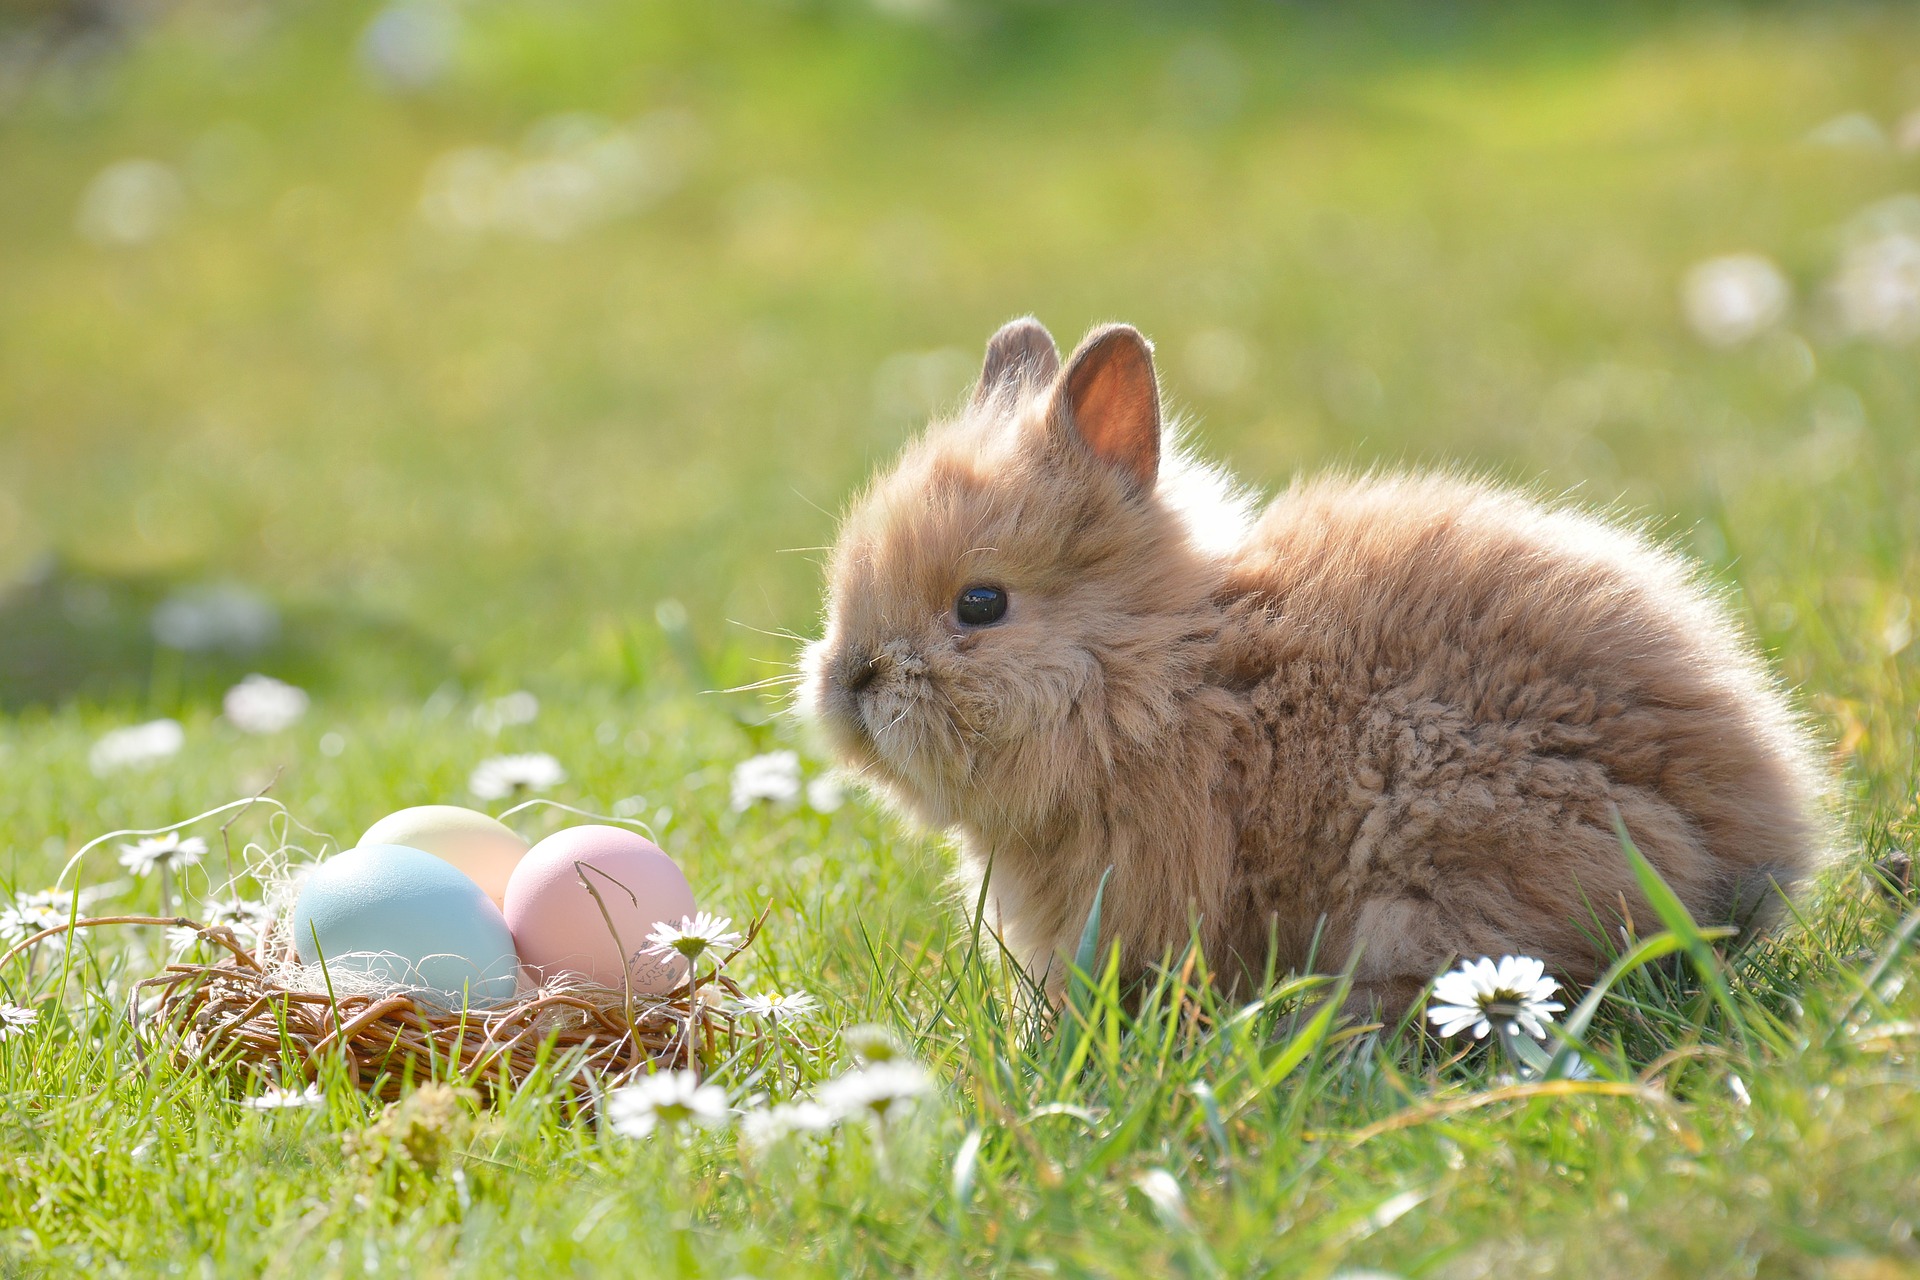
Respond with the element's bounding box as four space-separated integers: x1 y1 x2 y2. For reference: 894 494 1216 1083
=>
800 317 1827 1016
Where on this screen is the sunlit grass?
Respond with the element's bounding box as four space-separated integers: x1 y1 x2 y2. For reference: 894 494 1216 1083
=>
0 0 1918 1274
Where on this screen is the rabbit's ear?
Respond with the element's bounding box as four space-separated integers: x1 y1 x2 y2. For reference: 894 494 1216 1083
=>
971 317 1061 411
1054 323 1160 491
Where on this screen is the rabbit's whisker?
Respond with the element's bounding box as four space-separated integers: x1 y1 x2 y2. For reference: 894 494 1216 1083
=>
710 675 806 694
873 705 914 739
789 486 837 521
725 619 812 643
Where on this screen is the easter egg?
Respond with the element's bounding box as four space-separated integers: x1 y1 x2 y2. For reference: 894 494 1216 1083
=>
504 825 695 993
293 844 520 1009
358 805 529 907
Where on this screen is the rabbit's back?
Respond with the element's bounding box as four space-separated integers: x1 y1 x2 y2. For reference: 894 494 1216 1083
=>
1210 473 1823 1004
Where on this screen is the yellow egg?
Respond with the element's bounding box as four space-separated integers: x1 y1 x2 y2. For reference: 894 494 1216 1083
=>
358 805 529 907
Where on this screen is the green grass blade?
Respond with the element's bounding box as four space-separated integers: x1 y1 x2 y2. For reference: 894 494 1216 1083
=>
1614 811 1748 1046
1228 983 1343 1119
1052 867 1115 1082
1825 900 1920 1048
1541 931 1691 1079
1070 866 1114 1005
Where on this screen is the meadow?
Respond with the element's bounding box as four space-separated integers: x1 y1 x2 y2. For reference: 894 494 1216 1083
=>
1 0 1918 1274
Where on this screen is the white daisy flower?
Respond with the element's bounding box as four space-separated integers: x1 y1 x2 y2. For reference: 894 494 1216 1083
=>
360 1 460 93
166 925 203 957
203 898 274 944
117 833 209 879
468 752 567 800
240 1082 323 1110
730 750 800 811
739 1100 835 1152
0 886 117 952
1681 254 1789 347
818 1060 932 1125
75 158 186 247
0 908 43 946
605 1069 729 1138
222 675 309 735
1426 955 1567 1041
471 690 539 733
1831 229 1920 342
0 889 77 945
804 775 845 814
642 911 743 966
841 1023 904 1064
89 719 184 775
1537 1054 1598 1082
1133 1168 1194 1229
733 990 818 1025
0 1003 39 1042
149 584 278 653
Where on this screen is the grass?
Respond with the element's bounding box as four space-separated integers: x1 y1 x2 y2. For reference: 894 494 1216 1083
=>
2 0 1919 1274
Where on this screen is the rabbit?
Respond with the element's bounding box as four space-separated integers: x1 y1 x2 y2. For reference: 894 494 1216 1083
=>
799 317 1828 1017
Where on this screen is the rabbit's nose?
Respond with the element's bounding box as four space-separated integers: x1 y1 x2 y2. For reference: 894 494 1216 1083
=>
842 654 880 693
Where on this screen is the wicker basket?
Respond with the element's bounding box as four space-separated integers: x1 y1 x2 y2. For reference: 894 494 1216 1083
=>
3 915 758 1106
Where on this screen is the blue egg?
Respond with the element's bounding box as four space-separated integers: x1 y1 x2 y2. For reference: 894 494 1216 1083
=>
293 843 520 1009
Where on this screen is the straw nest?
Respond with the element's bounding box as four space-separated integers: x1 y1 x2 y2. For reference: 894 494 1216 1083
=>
1 914 761 1107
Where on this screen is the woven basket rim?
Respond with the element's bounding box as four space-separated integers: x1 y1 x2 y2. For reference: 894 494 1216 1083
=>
3 913 765 1104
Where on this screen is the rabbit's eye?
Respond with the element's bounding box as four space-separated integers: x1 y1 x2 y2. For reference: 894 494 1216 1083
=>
955 586 1009 627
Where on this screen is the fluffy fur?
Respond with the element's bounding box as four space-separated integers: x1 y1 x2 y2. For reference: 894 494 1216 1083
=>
800 318 1827 1014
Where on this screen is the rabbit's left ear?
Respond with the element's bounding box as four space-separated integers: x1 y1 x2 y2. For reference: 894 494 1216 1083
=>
972 317 1060 411
1053 324 1160 492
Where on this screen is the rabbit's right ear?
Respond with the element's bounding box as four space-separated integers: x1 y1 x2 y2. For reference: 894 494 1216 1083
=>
1051 323 1160 493
971 317 1060 411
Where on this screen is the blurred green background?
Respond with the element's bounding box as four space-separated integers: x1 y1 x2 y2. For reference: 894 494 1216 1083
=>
0 0 1915 761
5 10 1919 1271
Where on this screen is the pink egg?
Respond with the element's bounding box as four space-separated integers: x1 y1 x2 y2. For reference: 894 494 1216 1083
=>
503 825 695 993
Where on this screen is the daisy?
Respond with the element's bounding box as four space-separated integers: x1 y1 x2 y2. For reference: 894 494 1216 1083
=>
841 1023 904 1064
117 833 208 879
605 1069 729 1138
818 1060 931 1126
733 990 818 1025
730 750 800 811
471 691 539 733
203 898 275 944
804 775 845 814
1536 1054 1598 1083
1426 955 1566 1041
1832 226 1920 341
89 719 183 775
149 583 278 652
0 889 78 945
76 158 186 247
739 1100 835 1152
1681 254 1789 348
468 752 567 801
0 1003 38 1042
1133 1168 1194 1229
240 1082 323 1110
222 675 309 735
642 912 743 967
